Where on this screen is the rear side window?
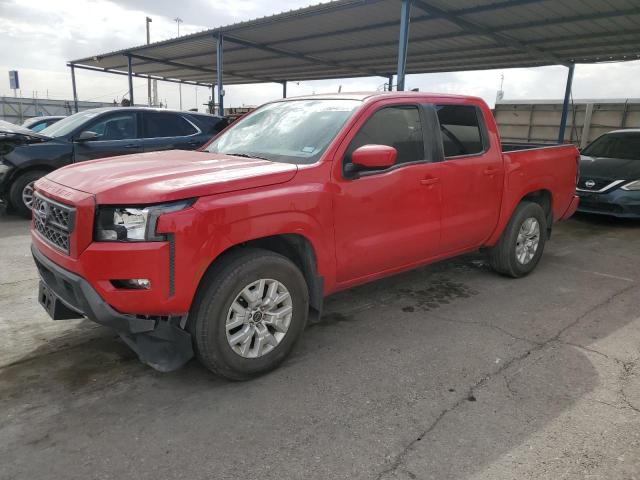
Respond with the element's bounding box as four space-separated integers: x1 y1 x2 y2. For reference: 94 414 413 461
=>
436 105 485 158
143 112 198 138
347 105 424 164
192 116 228 135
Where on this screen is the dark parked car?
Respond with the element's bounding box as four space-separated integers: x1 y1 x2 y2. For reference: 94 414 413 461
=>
22 115 65 132
577 129 640 218
0 107 228 216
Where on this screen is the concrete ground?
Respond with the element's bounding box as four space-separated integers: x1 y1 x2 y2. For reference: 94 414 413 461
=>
1 208 639 480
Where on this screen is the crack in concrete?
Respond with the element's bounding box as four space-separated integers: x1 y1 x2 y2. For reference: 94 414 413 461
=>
427 312 542 347
619 362 640 415
374 283 637 480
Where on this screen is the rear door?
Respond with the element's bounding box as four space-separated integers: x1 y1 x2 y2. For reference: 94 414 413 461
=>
140 111 203 152
433 104 504 252
332 102 442 284
73 111 142 162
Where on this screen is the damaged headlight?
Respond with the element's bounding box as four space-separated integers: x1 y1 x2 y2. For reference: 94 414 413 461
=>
95 200 193 242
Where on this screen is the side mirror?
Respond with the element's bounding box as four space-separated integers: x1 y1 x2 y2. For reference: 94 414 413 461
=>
76 130 100 142
351 144 397 169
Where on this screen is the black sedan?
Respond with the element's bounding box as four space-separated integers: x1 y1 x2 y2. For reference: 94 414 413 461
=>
577 129 640 218
0 107 227 216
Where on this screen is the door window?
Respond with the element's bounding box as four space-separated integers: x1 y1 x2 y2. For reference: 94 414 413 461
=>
346 105 425 166
143 112 198 138
435 105 485 158
84 113 138 141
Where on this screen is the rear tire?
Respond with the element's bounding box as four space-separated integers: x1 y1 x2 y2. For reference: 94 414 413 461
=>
190 248 309 380
9 170 47 218
488 201 547 278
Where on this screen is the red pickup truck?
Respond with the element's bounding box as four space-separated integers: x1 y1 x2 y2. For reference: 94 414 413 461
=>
31 92 579 379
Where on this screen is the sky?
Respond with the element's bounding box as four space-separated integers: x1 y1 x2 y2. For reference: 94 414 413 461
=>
1 0 640 112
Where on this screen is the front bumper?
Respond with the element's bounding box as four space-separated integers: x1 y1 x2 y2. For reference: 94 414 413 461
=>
32 245 194 371
577 189 640 219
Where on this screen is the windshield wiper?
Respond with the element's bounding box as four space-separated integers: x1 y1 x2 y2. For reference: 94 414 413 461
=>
227 152 271 161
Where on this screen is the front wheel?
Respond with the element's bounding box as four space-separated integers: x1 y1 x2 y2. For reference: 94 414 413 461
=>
8 170 47 218
488 201 547 278
190 248 309 380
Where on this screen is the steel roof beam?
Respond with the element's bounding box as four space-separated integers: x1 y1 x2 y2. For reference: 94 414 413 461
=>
67 63 213 87
222 34 387 78
127 53 278 84
411 0 568 66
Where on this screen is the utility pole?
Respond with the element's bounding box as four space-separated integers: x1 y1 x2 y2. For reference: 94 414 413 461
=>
146 16 152 106
174 17 183 110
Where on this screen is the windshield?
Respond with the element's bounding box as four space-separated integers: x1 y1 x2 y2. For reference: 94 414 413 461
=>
582 132 640 160
40 110 104 138
205 99 361 164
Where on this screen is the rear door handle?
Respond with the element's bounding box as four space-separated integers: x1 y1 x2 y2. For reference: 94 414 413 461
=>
124 144 139 149
420 177 440 186
484 167 500 175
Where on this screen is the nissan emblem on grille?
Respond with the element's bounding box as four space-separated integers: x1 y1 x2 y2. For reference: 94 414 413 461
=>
585 180 596 188
33 193 76 254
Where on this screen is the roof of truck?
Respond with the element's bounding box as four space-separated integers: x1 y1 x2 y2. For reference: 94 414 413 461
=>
278 91 484 103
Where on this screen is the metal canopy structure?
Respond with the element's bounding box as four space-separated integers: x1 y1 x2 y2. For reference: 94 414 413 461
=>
69 0 640 142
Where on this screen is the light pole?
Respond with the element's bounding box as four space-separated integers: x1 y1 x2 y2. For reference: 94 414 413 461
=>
146 16 152 106
174 17 183 110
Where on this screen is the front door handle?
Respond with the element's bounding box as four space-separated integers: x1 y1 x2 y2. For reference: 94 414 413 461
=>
420 177 440 186
123 144 139 149
484 167 500 176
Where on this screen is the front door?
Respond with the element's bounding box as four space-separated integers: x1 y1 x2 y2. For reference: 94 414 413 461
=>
73 111 142 162
332 103 442 284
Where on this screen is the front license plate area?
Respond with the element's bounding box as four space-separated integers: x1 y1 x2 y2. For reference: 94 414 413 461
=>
38 281 82 320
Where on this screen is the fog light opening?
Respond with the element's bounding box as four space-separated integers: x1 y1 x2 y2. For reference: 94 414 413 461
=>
111 279 151 290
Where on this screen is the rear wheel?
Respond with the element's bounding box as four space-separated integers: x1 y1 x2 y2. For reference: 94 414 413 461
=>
190 248 309 380
9 170 47 218
488 201 547 278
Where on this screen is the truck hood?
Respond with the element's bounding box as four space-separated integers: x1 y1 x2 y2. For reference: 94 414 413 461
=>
45 150 298 204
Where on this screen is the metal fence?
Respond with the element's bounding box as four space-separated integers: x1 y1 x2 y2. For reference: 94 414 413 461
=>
495 99 640 148
0 96 115 125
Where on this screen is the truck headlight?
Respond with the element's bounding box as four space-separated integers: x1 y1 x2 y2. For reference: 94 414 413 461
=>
95 200 192 242
621 180 640 191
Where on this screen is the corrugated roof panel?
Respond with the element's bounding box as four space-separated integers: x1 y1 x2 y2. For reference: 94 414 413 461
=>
70 0 640 87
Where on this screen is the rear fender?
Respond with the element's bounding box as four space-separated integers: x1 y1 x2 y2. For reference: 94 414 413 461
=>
485 174 554 246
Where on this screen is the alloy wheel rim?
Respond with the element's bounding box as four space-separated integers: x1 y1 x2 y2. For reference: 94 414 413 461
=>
515 217 540 265
225 278 293 358
22 181 35 210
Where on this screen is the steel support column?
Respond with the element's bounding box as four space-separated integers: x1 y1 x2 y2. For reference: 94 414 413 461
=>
396 0 412 91
282 81 287 98
70 64 79 113
387 74 393 91
216 35 224 116
558 63 575 143
126 54 134 105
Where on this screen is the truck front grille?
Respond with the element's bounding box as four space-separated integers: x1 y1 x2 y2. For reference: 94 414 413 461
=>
33 193 75 254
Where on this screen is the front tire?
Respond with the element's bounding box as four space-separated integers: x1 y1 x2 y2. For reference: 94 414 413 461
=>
190 248 309 380
488 201 547 278
9 170 47 218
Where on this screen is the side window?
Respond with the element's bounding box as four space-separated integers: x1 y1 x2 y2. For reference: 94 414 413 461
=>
199 117 228 135
143 112 198 138
85 113 137 141
347 105 424 165
435 105 485 158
